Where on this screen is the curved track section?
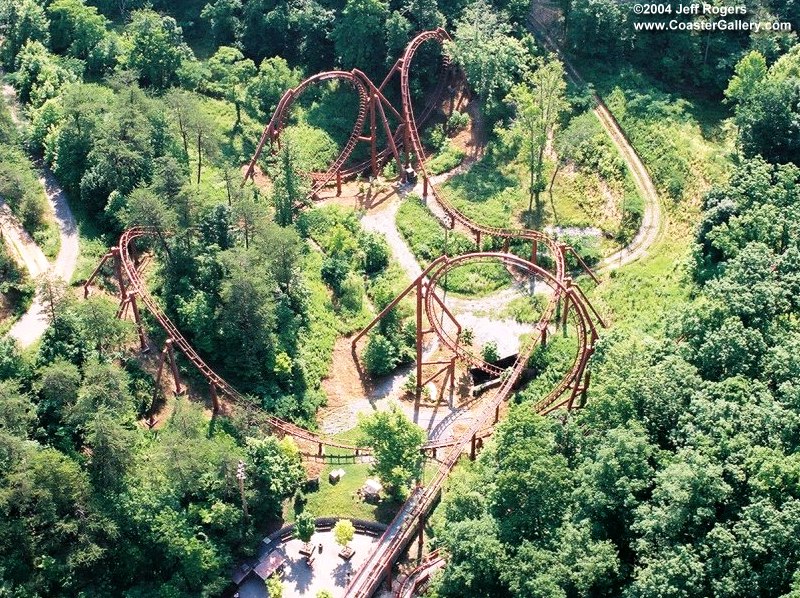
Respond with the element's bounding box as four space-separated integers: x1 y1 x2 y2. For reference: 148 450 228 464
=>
425 254 595 415
343 30 605 597
116 227 370 455
246 39 455 191
395 550 445 597
398 28 566 280
346 256 598 597
245 70 370 195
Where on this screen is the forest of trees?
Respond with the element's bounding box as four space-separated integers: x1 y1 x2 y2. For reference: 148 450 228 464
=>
1 0 800 596
427 36 800 598
563 0 797 94
0 0 538 593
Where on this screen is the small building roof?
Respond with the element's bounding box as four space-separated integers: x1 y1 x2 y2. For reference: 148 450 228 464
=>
252 548 288 581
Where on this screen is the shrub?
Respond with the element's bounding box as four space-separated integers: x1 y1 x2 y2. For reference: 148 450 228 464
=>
333 519 355 548
382 160 397 179
362 232 389 274
427 123 448 152
340 272 365 313
363 333 399 377
446 110 469 134
481 341 499 363
321 256 349 294
427 143 466 176
402 373 416 397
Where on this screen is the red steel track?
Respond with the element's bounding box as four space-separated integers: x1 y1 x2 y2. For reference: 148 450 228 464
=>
342 30 603 597
92 33 458 459
92 228 372 455
90 29 605 597
244 70 370 195
344 254 599 597
244 32 453 192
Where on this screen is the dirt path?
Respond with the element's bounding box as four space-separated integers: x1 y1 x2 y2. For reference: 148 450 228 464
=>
527 10 663 273
2 77 79 347
0 202 49 277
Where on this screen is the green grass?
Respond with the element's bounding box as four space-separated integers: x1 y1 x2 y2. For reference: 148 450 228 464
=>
493 294 549 324
439 130 638 256
442 150 521 229
589 204 695 336
285 462 403 525
561 60 734 336
571 57 733 205
285 439 443 525
396 194 512 296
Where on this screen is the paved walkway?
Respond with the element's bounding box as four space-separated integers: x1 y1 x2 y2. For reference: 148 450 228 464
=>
8 168 79 347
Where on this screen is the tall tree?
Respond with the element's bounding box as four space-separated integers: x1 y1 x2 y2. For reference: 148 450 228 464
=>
200 0 243 46
206 46 256 125
509 58 567 215
246 56 301 120
445 0 529 119
331 0 389 78
122 187 177 259
47 0 113 73
272 144 306 227
295 511 316 545
0 0 50 69
76 295 133 358
121 9 192 89
357 402 425 498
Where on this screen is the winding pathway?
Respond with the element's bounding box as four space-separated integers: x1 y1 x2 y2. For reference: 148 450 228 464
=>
527 12 663 273
1 78 79 347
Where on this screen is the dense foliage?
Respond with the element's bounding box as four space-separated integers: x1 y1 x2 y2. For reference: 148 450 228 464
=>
0 277 307 594
429 156 800 596
563 0 798 96
1 0 798 595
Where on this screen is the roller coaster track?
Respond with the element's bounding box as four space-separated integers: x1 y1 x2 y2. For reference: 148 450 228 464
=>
244 70 370 196
90 29 605 596
345 251 599 597
342 30 604 597
244 45 452 192
90 228 372 455
395 549 445 597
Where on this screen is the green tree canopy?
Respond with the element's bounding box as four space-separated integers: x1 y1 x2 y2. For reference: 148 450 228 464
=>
357 402 425 498
121 9 193 89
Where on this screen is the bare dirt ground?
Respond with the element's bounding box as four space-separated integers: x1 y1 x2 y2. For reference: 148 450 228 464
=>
318 331 485 443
